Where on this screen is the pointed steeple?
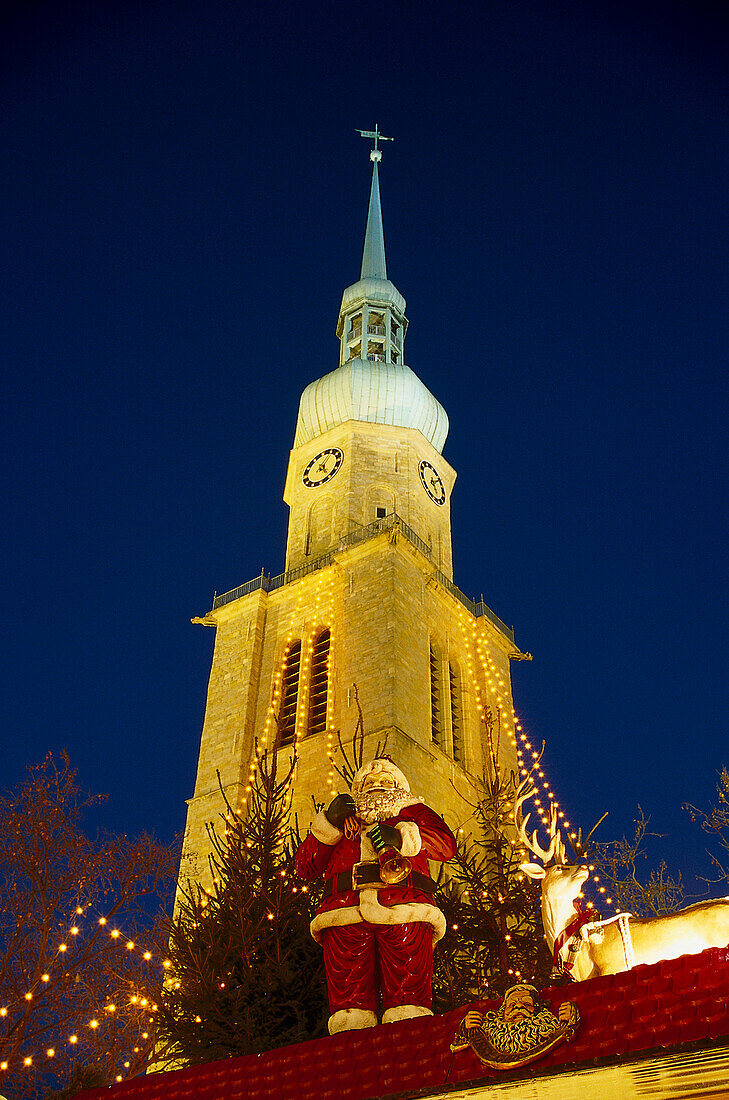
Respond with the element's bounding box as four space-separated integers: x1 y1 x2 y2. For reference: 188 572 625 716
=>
360 159 387 280
291 128 449 455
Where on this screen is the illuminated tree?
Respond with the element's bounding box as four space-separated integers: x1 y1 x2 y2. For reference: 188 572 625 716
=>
433 766 552 1010
0 753 178 1100
153 747 327 1066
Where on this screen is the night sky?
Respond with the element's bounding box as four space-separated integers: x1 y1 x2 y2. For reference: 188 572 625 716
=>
2 0 728 891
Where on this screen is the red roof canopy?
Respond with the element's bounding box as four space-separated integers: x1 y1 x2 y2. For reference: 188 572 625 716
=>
79 946 729 1100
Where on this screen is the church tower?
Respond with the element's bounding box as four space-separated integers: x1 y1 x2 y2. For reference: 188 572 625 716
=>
183 134 527 883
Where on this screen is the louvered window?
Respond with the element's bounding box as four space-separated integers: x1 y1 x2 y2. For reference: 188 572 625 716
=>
430 645 442 746
307 629 330 737
449 662 463 764
278 641 301 746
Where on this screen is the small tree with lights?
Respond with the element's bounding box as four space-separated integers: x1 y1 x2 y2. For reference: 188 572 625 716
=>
154 744 328 1066
433 709 552 1010
0 752 178 1100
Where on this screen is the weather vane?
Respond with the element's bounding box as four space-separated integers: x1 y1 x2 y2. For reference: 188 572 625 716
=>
355 124 394 162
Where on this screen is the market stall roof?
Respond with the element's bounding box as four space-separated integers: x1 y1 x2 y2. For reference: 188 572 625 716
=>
78 945 729 1100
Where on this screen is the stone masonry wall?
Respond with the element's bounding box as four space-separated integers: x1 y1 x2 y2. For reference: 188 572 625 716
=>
283 421 456 579
181 531 519 887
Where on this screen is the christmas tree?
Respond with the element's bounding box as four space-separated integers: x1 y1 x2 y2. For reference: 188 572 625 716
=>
154 746 328 1065
156 703 553 1062
433 710 552 1010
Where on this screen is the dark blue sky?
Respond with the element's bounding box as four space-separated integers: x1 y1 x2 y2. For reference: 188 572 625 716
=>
2 0 728 889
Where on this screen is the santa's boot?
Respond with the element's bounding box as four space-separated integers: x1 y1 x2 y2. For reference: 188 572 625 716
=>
382 1005 433 1024
328 1008 377 1034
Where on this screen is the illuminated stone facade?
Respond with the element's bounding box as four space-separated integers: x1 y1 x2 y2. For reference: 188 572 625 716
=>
181 152 523 886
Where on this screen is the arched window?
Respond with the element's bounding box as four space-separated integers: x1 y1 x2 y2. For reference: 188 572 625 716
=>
307 629 330 737
278 641 301 747
430 644 442 747
449 661 463 764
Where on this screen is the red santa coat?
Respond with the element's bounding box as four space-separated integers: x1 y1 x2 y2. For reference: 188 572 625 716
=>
295 801 456 945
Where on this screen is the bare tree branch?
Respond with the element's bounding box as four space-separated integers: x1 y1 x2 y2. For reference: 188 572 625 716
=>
0 754 177 1099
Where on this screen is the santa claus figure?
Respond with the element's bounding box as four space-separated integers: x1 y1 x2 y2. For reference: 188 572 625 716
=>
295 757 456 1034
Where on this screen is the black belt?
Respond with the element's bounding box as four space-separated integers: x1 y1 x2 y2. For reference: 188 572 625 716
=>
321 862 437 901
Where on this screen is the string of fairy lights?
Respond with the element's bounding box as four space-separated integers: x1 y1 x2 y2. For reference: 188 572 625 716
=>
3 578 339 1080
237 564 337 818
235 568 611 922
4 566 614 1077
445 607 617 988
455 606 616 916
0 901 171 1082
234 575 611 931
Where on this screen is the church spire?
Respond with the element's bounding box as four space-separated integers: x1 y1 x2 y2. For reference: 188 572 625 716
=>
291 128 449 456
361 159 387 280
356 125 393 280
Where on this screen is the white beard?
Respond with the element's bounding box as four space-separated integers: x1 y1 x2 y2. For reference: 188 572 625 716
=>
354 788 421 825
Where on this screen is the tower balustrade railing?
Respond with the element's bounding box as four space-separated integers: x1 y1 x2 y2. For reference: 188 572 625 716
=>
210 513 514 641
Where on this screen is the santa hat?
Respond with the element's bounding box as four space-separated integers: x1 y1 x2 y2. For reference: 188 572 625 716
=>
351 758 410 798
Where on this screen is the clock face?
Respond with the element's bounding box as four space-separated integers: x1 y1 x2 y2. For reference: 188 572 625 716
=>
419 459 446 506
302 447 344 488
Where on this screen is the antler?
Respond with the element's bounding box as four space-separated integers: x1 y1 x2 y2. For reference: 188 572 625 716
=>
564 811 609 861
548 801 569 865
514 776 557 866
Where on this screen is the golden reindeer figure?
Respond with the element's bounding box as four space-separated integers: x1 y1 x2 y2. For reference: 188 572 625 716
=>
515 777 729 980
